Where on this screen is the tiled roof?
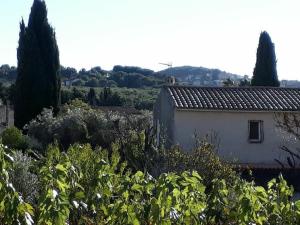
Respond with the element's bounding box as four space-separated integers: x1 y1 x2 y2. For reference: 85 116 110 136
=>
166 85 300 111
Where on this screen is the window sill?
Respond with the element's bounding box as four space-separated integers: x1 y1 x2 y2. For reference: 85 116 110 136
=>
248 139 263 143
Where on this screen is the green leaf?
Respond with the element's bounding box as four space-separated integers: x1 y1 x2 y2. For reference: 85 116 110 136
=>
132 184 143 193
295 200 300 210
75 191 85 199
173 188 180 198
55 164 66 172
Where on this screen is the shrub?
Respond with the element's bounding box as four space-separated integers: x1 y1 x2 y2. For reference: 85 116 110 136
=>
9 151 39 204
157 141 236 187
1 126 27 149
26 107 89 152
9 143 300 224
0 144 34 224
1 143 300 224
26 101 153 156
98 87 123 106
61 89 73 104
85 78 99 87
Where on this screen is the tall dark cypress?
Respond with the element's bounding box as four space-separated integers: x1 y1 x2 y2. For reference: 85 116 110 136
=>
15 0 60 129
87 88 97 106
251 31 280 87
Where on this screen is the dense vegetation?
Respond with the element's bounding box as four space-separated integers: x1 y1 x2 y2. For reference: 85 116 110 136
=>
1 0 300 223
0 65 17 83
14 0 60 129
0 101 299 224
1 141 300 225
158 66 242 86
251 31 280 87
61 87 159 110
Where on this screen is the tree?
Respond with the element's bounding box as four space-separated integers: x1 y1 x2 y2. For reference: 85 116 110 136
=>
251 31 280 87
0 82 8 103
71 88 86 101
99 87 123 106
85 78 99 87
239 79 251 87
15 0 60 129
87 88 97 106
222 78 235 87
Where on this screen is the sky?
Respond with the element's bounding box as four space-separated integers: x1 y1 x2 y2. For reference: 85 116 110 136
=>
0 0 300 80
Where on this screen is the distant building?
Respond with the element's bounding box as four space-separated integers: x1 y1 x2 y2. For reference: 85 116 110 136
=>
62 78 81 87
154 85 300 168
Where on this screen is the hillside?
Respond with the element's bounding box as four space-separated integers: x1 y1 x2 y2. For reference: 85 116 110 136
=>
2 64 300 88
156 66 243 86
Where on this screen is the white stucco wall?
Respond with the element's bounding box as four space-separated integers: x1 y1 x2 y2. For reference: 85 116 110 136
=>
173 110 296 166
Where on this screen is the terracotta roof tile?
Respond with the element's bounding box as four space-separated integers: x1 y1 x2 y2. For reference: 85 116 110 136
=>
166 85 300 111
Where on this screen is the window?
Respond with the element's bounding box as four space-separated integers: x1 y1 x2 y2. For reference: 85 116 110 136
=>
248 120 263 143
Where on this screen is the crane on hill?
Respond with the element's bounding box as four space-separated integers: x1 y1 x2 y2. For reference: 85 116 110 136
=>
159 62 173 68
159 62 176 85
158 62 172 68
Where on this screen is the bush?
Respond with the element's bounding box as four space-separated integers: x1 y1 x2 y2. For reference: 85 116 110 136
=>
71 79 84 86
61 89 73 104
9 151 39 204
98 87 123 106
1 126 27 149
26 101 153 155
25 107 89 152
134 100 154 110
25 100 233 184
157 141 236 187
0 144 34 224
85 78 99 87
2 143 300 224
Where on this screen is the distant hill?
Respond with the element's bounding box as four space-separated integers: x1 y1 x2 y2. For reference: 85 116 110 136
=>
156 66 243 86
2 63 300 88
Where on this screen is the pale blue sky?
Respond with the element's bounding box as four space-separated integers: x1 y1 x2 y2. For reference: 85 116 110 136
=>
0 0 299 79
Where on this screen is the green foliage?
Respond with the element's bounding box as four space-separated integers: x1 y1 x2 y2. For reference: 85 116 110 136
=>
0 144 34 224
0 83 9 104
8 151 39 204
239 78 251 86
87 87 97 106
206 175 300 225
71 87 86 101
59 65 164 89
1 126 27 149
0 65 17 82
2 143 300 224
38 145 72 225
14 0 60 129
222 78 235 87
98 87 123 106
61 86 159 110
25 102 153 156
251 31 280 87
0 82 15 105
108 71 163 88
113 65 154 76
160 141 236 187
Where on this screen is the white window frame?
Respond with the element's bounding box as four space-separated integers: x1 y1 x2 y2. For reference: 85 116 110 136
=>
248 120 264 143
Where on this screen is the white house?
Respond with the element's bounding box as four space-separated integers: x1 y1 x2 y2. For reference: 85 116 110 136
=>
153 85 300 168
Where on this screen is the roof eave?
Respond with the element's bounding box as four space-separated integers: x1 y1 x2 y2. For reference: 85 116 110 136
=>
175 108 300 113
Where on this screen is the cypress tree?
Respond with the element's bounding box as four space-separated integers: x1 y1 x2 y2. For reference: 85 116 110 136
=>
15 0 60 129
251 31 280 87
87 88 97 106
